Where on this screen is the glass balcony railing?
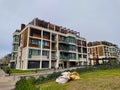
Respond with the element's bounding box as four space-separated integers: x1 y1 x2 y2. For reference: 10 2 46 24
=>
60 53 76 60
59 44 76 51
60 37 76 44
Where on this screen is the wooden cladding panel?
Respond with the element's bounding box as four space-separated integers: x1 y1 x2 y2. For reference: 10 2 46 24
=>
93 47 96 58
110 53 115 57
33 34 42 38
98 46 104 56
23 28 28 48
29 44 38 48
49 24 54 30
19 35 21 46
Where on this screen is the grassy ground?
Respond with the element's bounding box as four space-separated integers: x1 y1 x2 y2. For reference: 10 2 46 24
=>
38 69 120 90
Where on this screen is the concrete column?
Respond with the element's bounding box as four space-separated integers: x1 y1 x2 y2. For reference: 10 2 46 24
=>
67 61 70 68
25 26 30 70
49 32 52 68
81 41 84 65
56 34 59 68
76 40 79 66
40 30 43 69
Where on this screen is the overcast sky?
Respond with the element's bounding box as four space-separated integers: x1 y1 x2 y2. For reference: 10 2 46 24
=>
0 0 120 59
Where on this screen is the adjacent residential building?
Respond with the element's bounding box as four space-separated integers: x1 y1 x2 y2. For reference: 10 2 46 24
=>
10 18 88 70
88 41 119 65
1 54 11 66
10 30 20 68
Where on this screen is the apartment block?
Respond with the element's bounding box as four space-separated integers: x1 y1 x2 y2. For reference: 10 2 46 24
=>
88 41 119 65
10 18 88 70
1 54 11 65
10 30 20 68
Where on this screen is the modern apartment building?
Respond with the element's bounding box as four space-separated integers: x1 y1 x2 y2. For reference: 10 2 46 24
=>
10 18 88 70
10 30 20 68
88 41 119 65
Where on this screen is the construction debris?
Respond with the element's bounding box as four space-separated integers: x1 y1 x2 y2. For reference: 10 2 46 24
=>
56 71 80 84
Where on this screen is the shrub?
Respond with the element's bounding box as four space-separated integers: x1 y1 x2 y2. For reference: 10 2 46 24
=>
35 76 45 84
15 77 39 90
1 66 11 74
45 72 61 81
35 71 61 85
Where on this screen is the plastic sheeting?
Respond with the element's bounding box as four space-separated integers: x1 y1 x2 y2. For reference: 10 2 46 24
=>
56 71 80 84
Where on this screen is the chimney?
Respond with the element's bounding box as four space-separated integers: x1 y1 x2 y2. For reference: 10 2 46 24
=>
21 24 26 30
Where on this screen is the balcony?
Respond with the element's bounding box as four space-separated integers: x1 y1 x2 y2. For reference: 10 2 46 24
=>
30 55 49 60
79 58 87 62
29 39 41 48
51 55 57 60
59 36 76 44
59 44 76 51
30 28 41 38
43 31 50 40
60 53 76 60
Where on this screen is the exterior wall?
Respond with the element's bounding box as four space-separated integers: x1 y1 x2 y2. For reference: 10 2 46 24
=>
11 18 88 70
10 30 20 68
88 41 119 65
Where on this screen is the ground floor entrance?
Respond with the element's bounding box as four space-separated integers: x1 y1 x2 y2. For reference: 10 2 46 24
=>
59 61 77 68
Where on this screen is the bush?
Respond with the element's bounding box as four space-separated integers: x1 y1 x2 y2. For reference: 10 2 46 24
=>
45 72 61 81
35 72 61 84
35 76 45 84
1 66 11 74
15 77 39 90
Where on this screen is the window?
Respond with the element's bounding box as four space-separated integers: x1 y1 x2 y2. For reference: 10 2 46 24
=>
13 35 19 42
29 39 41 48
43 31 50 40
12 53 17 60
29 49 41 58
13 44 18 51
43 41 49 46
42 50 49 58
30 28 41 37
28 61 40 69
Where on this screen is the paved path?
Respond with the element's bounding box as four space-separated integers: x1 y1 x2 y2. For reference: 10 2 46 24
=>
0 69 15 90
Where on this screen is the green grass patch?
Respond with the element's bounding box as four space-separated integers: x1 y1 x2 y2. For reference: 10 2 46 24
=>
39 81 66 90
39 69 120 90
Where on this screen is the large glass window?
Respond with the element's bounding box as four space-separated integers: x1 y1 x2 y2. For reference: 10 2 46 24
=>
67 37 76 44
13 44 18 51
42 50 49 58
13 35 19 42
11 53 17 60
43 41 49 47
42 61 49 68
29 39 41 48
28 61 40 69
60 36 76 44
29 49 41 58
59 44 76 51
60 52 76 60
43 31 50 40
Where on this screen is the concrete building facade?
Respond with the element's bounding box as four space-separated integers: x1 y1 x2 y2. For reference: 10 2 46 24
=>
88 41 119 65
10 18 88 70
10 30 20 68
